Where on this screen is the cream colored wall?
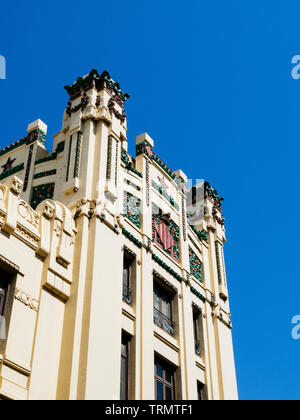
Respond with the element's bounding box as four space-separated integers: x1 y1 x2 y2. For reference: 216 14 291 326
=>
0 76 238 400
28 289 65 400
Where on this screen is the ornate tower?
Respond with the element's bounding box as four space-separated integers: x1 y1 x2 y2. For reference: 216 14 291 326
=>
0 69 238 400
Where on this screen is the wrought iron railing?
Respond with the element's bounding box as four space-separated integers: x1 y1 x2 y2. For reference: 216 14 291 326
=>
122 284 132 305
153 307 175 336
195 339 201 356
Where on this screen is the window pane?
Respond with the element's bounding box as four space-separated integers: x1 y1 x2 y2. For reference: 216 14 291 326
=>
197 382 203 400
161 299 170 318
165 369 172 384
121 342 127 356
156 380 163 400
0 296 4 316
193 316 198 340
156 361 163 378
154 292 160 311
120 357 126 400
165 386 173 400
123 267 129 287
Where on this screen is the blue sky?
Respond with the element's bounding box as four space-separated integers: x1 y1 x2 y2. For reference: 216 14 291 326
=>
1 0 300 400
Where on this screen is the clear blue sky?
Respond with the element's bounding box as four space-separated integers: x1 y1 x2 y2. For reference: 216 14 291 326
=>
0 0 299 400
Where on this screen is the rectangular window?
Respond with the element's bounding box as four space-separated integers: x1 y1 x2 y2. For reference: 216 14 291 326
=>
197 381 204 400
155 357 176 400
153 282 175 336
193 311 201 356
120 334 130 400
0 269 11 317
0 279 8 317
122 251 134 305
0 268 14 350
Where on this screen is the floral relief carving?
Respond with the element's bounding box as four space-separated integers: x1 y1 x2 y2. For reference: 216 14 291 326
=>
18 201 40 228
15 288 39 312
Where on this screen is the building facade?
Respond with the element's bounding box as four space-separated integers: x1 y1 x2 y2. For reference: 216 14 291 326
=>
0 69 238 400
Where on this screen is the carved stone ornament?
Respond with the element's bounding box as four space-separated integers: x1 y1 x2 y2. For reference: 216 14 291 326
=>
0 184 7 202
54 220 62 238
10 176 23 196
18 200 40 228
15 288 39 312
42 201 55 220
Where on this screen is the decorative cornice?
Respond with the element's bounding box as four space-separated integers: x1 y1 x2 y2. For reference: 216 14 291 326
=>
66 93 89 117
64 69 130 102
153 270 178 293
121 149 143 178
122 228 143 248
190 286 206 302
151 180 179 210
205 181 224 211
189 224 208 243
0 129 46 159
152 253 183 283
0 254 20 273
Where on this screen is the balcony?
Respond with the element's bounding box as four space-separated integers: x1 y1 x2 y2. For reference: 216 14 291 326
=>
122 284 132 305
153 307 175 336
195 339 201 356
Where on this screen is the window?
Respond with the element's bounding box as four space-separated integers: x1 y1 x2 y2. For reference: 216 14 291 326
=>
122 251 134 305
120 334 130 400
0 268 14 347
153 282 175 336
197 381 204 400
155 357 176 400
0 277 9 317
193 311 201 356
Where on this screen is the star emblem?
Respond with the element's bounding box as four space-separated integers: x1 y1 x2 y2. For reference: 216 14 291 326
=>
158 176 168 191
1 156 16 173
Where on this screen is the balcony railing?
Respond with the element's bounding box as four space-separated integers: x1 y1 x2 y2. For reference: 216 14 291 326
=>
122 284 132 305
195 339 201 356
153 307 175 336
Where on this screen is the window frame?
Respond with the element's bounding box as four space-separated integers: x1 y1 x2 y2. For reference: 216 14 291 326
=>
153 282 173 320
155 356 176 400
197 381 205 400
0 271 11 317
120 334 130 400
122 250 135 305
193 309 203 357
